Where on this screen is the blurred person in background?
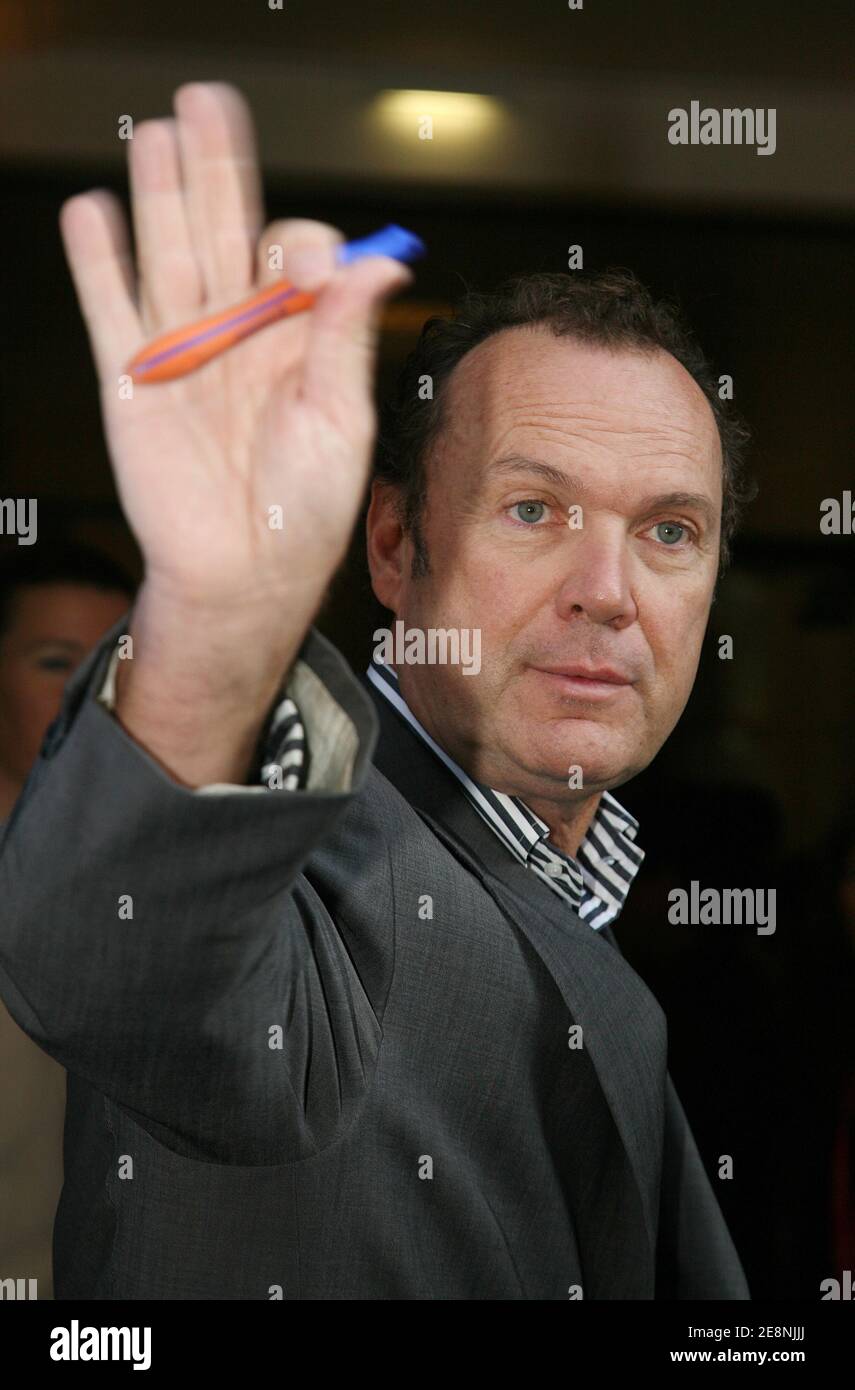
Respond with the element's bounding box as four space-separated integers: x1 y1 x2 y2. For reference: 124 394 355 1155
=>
0 543 133 1296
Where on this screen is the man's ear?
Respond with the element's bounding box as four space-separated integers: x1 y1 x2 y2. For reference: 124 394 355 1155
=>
366 480 407 613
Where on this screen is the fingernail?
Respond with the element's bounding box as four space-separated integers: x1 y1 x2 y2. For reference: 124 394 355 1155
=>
287 244 335 291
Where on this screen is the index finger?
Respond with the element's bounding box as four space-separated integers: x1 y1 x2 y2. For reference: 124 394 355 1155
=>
59 190 143 382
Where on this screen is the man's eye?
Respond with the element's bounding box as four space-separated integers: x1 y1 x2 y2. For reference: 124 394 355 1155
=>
650 520 690 546
38 656 75 673
509 501 549 525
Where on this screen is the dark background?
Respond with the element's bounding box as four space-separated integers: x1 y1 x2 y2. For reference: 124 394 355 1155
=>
1 0 853 1299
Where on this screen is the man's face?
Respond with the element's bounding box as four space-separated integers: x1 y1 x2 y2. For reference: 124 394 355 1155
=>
0 583 130 786
368 327 722 803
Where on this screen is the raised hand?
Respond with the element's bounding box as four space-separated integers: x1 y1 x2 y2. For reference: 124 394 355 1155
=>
60 81 411 609
59 83 411 783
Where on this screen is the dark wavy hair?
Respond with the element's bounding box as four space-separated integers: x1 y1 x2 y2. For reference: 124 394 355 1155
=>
0 541 135 639
377 268 756 577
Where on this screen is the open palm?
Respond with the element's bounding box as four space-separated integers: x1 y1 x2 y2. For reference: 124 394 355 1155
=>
60 83 411 610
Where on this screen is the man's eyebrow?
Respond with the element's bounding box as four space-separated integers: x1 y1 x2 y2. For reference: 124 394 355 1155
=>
635 491 719 528
21 638 86 654
489 456 718 528
489 455 582 490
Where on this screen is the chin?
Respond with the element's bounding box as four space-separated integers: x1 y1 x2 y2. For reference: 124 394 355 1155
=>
522 724 633 791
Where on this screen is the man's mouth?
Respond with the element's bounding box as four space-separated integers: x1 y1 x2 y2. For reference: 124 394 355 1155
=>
530 664 634 699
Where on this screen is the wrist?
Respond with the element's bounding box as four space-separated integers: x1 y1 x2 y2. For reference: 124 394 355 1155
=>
111 581 303 788
127 578 303 689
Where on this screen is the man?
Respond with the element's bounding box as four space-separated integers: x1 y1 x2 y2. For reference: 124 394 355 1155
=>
0 83 753 1298
0 545 133 1297
0 546 134 828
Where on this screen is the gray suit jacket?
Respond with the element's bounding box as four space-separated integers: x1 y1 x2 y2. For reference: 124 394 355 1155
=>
0 618 749 1300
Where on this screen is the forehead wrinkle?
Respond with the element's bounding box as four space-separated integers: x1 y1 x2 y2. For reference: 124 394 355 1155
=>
493 397 710 441
438 338 721 486
489 419 711 474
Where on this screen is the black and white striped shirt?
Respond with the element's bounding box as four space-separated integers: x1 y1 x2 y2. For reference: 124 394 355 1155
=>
255 658 644 932
366 661 644 931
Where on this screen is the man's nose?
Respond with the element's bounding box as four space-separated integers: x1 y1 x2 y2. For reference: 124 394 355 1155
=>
553 524 638 628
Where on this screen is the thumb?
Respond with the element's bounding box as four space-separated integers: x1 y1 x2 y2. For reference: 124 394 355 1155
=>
300 256 413 438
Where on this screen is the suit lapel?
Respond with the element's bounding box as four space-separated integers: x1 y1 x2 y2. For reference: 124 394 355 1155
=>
362 674 666 1254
